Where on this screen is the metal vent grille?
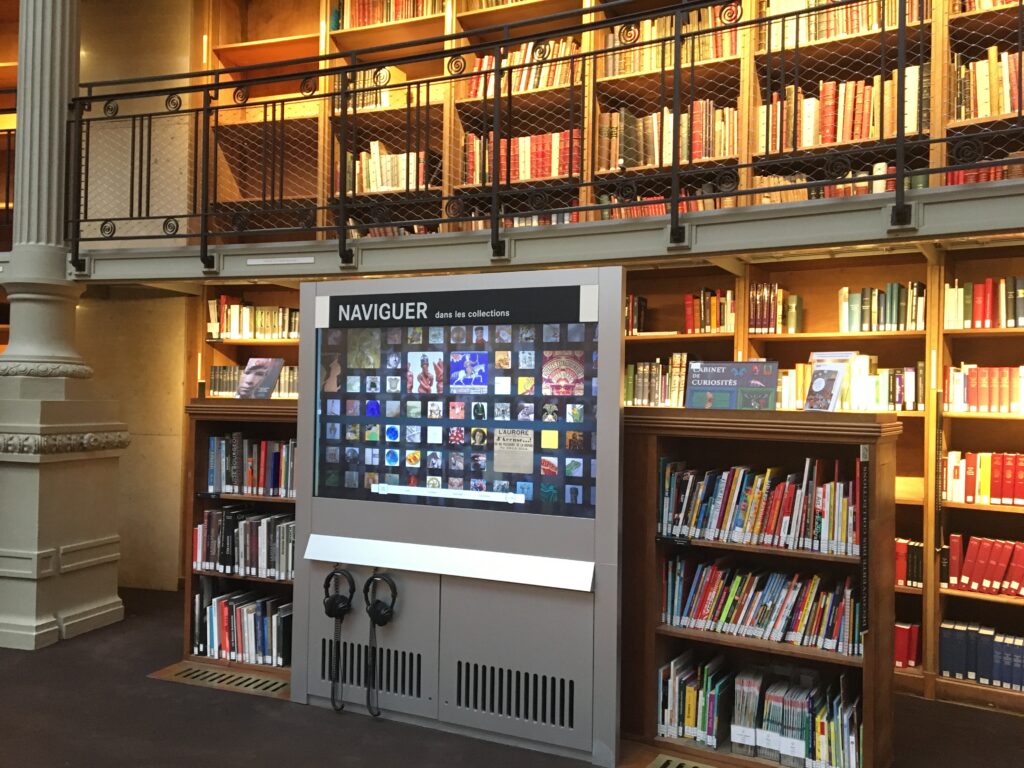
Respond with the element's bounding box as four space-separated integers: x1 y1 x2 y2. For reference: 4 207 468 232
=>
320 637 423 698
644 755 717 768
454 660 575 730
148 660 290 700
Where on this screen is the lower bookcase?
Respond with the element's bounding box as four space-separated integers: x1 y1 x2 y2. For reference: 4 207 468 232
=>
181 400 298 683
621 409 898 768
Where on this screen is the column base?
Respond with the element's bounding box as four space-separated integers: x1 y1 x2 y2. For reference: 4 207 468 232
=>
0 615 61 650
59 596 125 641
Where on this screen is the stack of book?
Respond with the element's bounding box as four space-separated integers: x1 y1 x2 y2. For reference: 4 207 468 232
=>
598 191 735 216
656 651 732 746
747 282 801 334
777 359 925 412
462 129 582 184
942 276 1024 329
208 365 299 399
953 47 1022 121
837 282 927 332
896 537 924 588
685 288 736 334
895 623 922 668
940 622 1024 689
600 8 738 78
942 451 1024 507
465 36 582 99
662 556 864 657
191 577 293 667
193 507 296 582
624 294 648 335
762 0 927 48
346 145 441 194
594 102 739 172
344 0 443 27
732 668 862 766
657 458 864 556
207 295 299 341
756 66 925 154
942 365 1024 413
946 533 1024 597
625 354 688 407
945 160 1024 185
208 433 298 498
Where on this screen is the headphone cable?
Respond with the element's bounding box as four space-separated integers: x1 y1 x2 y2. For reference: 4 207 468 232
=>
329 575 345 712
366 612 381 717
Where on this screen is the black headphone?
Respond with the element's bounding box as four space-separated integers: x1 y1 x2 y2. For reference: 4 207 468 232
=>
323 568 356 620
363 573 398 627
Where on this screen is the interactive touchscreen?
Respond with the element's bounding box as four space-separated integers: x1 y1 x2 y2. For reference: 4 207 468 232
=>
314 286 599 518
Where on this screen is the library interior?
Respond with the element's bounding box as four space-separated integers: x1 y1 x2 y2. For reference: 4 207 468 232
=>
4 0 1024 765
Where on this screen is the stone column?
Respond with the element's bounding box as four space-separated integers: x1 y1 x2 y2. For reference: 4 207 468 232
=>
0 0 127 650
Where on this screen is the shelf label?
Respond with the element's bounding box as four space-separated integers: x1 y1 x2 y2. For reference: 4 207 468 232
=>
245 256 316 266
731 724 756 747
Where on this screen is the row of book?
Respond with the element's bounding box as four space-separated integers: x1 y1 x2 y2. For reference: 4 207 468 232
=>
464 209 579 229
208 365 299 400
207 295 299 341
953 47 1022 122
594 103 739 173
762 0 927 49
942 365 1024 414
192 506 296 582
657 651 733 747
951 0 1010 13
345 147 442 194
598 192 737 216
940 621 1024 690
663 556 864 657
599 9 739 80
942 277 1024 330
748 167 909 204
658 458 864 556
943 451 1024 507
756 67 925 155
625 354 688 407
624 294 649 335
686 289 736 334
208 433 299 498
947 534 1024 597
778 359 925 413
748 283 802 335
895 537 925 588
342 0 443 28
464 37 582 100
838 283 927 333
895 622 922 669
944 161 1024 186
462 130 582 184
191 577 293 668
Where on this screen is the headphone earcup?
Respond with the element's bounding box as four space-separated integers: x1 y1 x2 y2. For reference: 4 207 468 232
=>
324 593 352 619
369 599 393 627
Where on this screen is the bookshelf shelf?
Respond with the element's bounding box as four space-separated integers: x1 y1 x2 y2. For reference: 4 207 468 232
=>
330 14 447 61
213 33 321 69
754 24 930 68
657 534 860 564
941 326 1024 337
457 0 584 40
455 82 584 119
192 569 294 585
946 4 1022 36
942 411 1024 420
942 500 1024 515
749 329 927 341
594 157 738 176
652 734 786 768
655 623 865 667
940 587 1024 606
935 675 1024 715
895 666 925 695
752 133 926 158
624 331 734 342
896 584 924 595
197 492 296 504
455 175 581 190
595 57 742 104
206 338 299 346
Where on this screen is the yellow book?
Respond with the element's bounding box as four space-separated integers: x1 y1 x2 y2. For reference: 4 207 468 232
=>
978 452 992 504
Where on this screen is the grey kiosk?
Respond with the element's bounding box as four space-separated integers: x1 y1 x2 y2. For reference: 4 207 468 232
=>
290 268 624 766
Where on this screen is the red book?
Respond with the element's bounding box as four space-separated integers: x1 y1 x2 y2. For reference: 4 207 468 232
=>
992 453 1005 504
950 533 964 587
986 540 1015 594
1000 367 1011 413
979 367 991 413
960 536 983 590
683 294 695 334
1013 368 1021 413
908 624 921 667
692 100 705 161
973 283 985 329
1016 456 1024 506
984 277 994 328
971 538 995 591
259 440 268 495
894 623 911 668
967 367 979 412
219 599 231 659
965 452 978 504
895 538 909 586
1004 541 1024 594
820 81 838 143
1006 453 1020 506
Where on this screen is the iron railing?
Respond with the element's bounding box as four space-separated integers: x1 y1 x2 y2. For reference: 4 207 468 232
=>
67 0 1024 270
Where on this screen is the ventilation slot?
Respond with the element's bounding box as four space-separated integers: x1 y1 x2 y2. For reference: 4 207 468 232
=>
320 637 422 698
454 660 575 729
148 660 289 700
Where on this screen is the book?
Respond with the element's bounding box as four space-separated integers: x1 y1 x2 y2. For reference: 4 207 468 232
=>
804 363 845 412
235 358 286 400
343 0 443 27
193 508 296 581
943 451 1024 509
208 295 299 341
209 364 298 399
195 576 292 667
684 361 779 410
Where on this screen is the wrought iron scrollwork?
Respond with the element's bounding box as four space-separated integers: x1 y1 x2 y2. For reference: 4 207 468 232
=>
232 212 248 232
162 217 179 236
614 181 638 202
102 100 119 118
373 67 392 87
618 23 641 45
300 77 318 96
445 198 466 218
825 154 854 180
232 87 249 105
716 168 740 193
720 3 742 24
165 94 182 112
370 204 390 224
951 138 984 166
447 56 466 76
528 190 549 211
99 220 116 238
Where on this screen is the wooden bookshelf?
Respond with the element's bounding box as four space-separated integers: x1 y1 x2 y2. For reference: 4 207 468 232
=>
657 534 861 565
622 409 896 768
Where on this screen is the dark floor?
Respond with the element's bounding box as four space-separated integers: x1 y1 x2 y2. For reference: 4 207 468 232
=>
1 590 1023 768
